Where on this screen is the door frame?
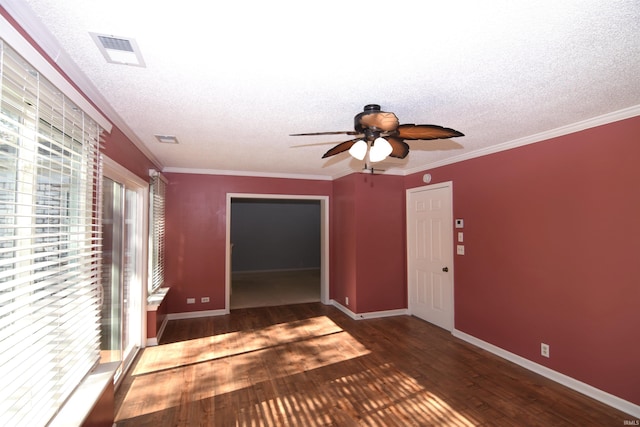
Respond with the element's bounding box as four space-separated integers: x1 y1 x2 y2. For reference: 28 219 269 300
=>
102 156 149 382
225 193 330 312
406 181 455 331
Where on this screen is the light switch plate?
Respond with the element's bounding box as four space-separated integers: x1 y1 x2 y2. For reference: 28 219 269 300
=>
458 232 464 242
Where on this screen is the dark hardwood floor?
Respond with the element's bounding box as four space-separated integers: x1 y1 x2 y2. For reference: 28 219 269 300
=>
115 303 631 426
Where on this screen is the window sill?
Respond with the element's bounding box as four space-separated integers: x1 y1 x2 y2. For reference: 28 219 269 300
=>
147 286 170 311
48 361 119 427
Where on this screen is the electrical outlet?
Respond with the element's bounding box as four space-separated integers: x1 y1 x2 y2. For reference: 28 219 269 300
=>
541 343 550 358
187 298 195 304
345 297 349 306
201 297 210 303
456 245 465 255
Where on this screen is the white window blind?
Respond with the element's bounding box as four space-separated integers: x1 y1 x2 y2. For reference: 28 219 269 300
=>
149 172 166 292
0 39 103 426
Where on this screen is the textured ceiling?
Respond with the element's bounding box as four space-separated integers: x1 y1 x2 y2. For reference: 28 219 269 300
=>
8 0 640 178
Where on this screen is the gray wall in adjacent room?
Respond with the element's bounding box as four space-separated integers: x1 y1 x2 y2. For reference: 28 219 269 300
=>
230 198 321 272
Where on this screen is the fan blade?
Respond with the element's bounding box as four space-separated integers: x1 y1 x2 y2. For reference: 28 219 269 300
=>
322 138 361 159
396 124 464 140
359 112 399 132
386 137 410 159
290 131 359 136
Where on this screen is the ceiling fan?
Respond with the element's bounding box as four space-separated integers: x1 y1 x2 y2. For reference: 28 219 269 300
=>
290 104 464 163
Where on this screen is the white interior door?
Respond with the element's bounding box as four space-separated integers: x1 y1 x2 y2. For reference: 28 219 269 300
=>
407 182 454 331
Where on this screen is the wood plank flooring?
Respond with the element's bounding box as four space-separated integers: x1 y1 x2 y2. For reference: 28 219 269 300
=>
114 303 632 426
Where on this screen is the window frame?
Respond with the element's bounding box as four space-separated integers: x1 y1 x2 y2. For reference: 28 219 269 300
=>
148 171 166 294
102 155 149 384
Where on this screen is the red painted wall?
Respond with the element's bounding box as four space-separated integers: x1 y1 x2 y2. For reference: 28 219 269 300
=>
405 116 640 406
146 299 168 341
164 173 332 314
332 176 358 309
332 173 407 313
101 126 159 181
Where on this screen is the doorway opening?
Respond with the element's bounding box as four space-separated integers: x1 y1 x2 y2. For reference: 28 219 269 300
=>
225 194 329 311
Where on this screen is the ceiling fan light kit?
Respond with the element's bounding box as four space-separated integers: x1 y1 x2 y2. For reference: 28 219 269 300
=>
348 140 368 160
291 104 464 167
369 137 393 162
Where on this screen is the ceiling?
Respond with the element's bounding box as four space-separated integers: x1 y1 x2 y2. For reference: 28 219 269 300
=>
7 0 640 179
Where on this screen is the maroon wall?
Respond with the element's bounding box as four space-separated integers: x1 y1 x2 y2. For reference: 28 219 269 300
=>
146 298 168 341
332 176 358 309
332 173 407 313
164 173 332 314
166 171 407 316
405 116 640 406
355 173 407 313
101 126 159 181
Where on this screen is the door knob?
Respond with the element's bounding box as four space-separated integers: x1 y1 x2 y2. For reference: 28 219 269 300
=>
442 267 449 272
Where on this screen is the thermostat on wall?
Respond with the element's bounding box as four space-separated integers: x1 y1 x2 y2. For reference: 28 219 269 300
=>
455 219 464 228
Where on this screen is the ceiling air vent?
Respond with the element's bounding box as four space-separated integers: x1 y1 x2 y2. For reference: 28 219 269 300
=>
154 134 179 144
90 32 145 67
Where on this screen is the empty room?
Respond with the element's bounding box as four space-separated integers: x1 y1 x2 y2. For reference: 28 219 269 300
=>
0 1 639 426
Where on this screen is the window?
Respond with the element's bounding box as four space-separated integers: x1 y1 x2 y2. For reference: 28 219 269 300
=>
0 40 104 425
148 172 166 293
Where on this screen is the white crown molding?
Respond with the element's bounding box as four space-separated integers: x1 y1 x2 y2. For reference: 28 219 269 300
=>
164 105 640 181
162 166 333 181
405 105 640 176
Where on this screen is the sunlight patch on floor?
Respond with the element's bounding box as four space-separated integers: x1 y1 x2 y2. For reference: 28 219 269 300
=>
133 316 344 376
328 362 477 426
116 317 370 421
117 315 476 425
232 362 477 426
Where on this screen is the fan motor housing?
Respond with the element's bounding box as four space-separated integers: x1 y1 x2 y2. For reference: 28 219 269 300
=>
354 104 383 133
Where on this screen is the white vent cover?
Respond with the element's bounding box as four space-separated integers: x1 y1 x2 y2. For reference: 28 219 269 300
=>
154 134 179 144
90 32 145 67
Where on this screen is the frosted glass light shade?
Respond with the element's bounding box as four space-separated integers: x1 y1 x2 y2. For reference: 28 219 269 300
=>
369 137 392 162
348 139 368 160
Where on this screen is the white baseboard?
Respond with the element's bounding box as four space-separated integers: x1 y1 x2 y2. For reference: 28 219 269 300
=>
329 299 409 320
145 314 170 347
452 329 640 418
167 308 229 321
